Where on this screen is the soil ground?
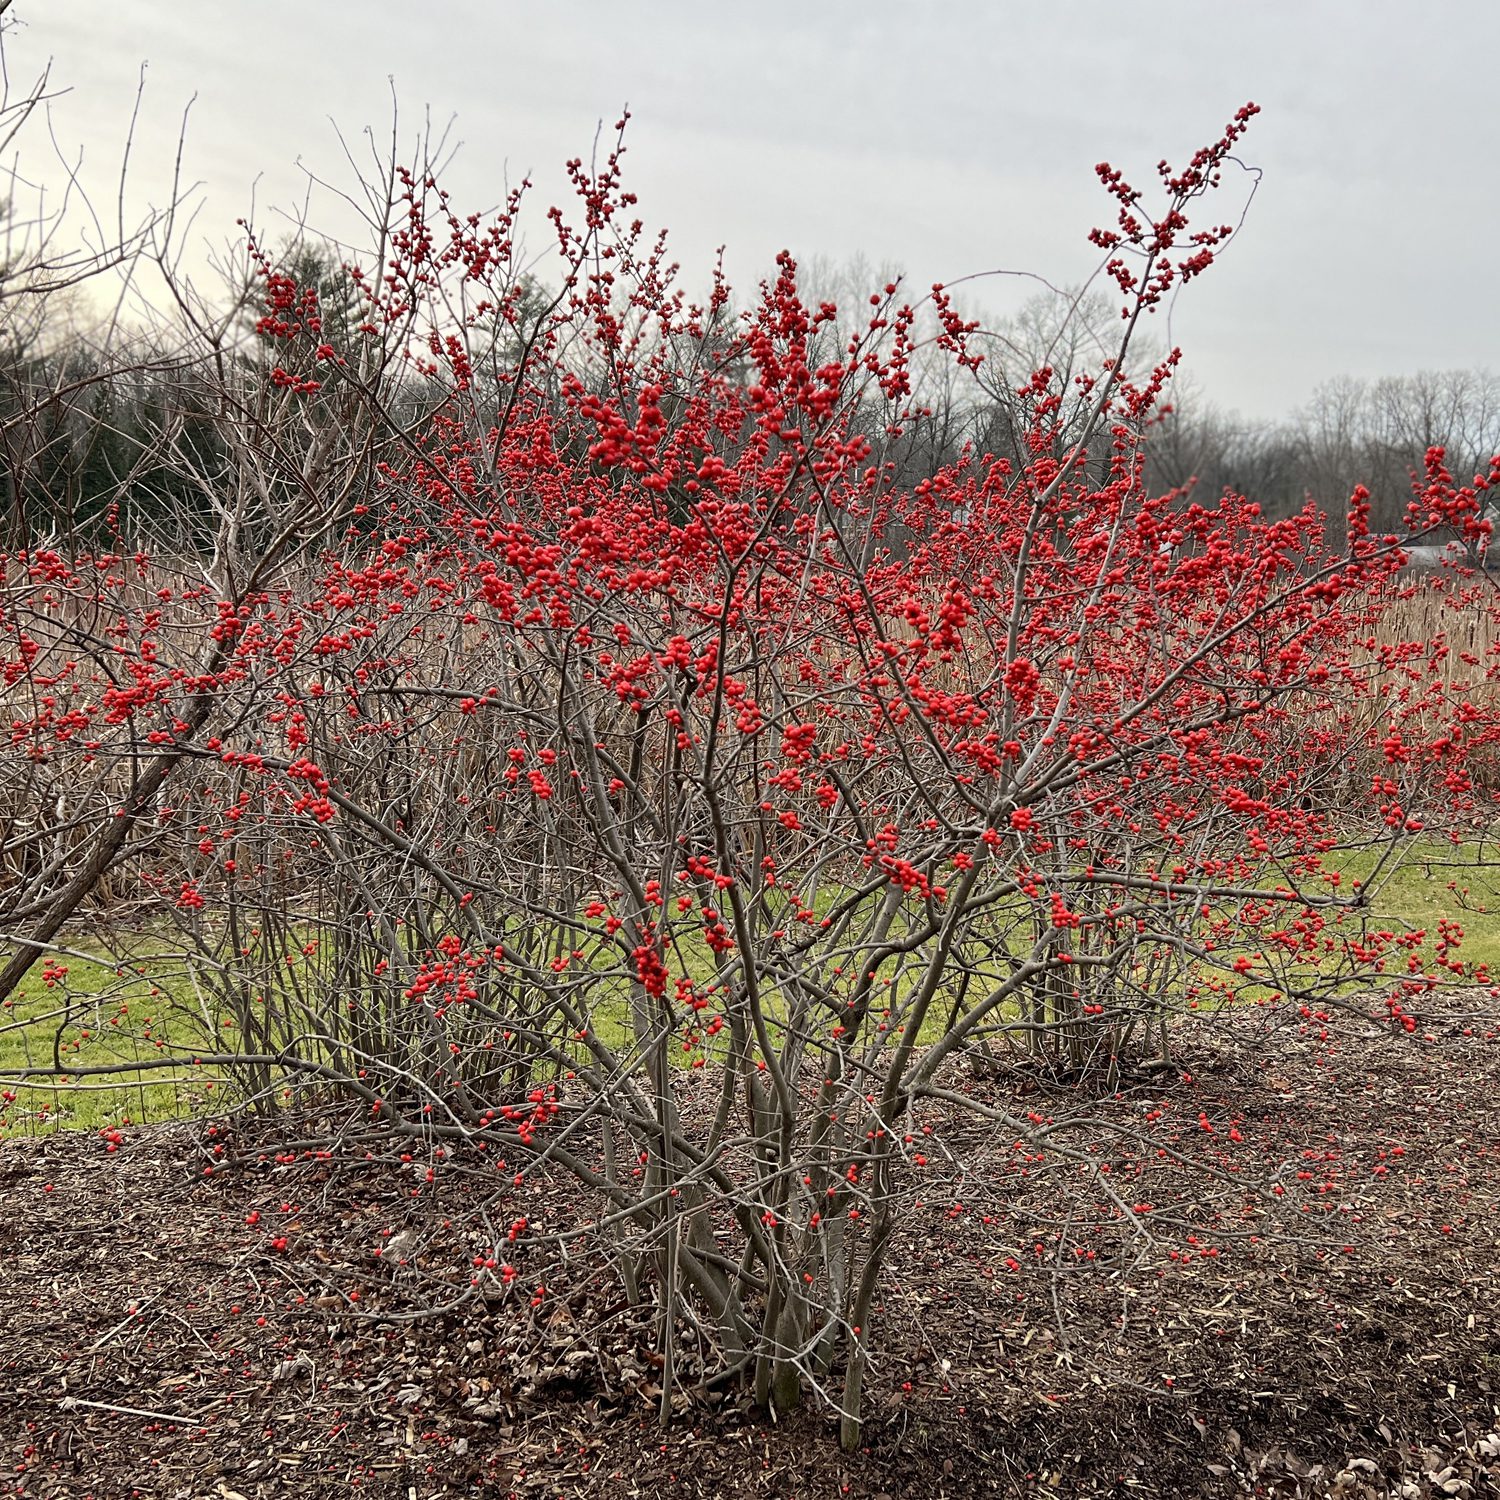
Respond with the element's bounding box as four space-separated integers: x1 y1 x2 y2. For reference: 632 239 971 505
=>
3 1004 1500 1499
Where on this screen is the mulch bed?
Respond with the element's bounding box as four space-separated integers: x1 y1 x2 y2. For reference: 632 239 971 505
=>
3 1003 1500 1499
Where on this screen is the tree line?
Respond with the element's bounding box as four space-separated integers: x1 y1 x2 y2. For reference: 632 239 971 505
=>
4 255 1494 553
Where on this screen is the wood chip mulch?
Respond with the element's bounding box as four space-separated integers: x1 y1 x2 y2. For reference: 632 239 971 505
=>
3 1003 1500 1498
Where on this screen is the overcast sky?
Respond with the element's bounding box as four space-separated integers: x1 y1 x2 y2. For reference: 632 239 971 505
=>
5 1 1495 420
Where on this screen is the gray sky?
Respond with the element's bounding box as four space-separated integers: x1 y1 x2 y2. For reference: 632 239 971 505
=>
6 1 1495 420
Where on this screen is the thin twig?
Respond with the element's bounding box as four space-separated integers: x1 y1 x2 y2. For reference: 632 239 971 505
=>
59 1396 206 1427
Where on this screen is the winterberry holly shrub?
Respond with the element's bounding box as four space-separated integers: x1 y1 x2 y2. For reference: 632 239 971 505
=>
4 103 1499 1443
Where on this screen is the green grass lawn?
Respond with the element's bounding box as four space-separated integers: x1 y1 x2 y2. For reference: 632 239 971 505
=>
6 838 1499 1137
1337 838 1500 976
0 941 229 1135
